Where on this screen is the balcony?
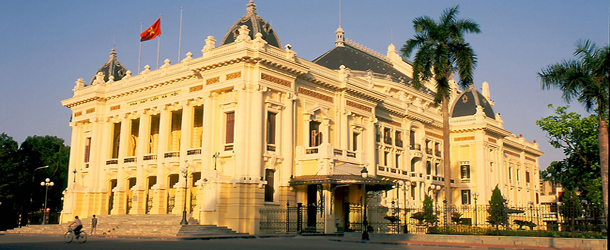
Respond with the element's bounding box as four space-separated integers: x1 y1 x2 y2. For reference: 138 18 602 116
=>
267 145 276 152
333 149 343 156
435 150 441 157
383 137 393 145
187 148 202 155
224 144 234 151
106 159 118 165
395 139 403 148
124 157 136 163
346 151 356 158
410 144 421 151
305 147 318 154
143 154 157 161
426 148 433 155
164 151 180 158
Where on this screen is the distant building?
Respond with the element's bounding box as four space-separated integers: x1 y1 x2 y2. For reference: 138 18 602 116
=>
60 1 542 234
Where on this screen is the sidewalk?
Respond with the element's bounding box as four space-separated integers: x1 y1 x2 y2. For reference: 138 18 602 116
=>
333 237 587 250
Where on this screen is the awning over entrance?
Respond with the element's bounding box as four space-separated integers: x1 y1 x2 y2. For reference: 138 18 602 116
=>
289 175 394 191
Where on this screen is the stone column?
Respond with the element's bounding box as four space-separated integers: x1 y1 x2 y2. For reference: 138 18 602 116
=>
134 111 151 214
234 88 247 178
248 87 264 178
201 94 213 173
366 119 377 174
153 106 170 214
280 93 294 186
112 116 131 214
177 103 193 215
323 184 336 233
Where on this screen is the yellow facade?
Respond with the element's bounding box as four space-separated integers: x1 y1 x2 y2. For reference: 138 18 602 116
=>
60 1 542 234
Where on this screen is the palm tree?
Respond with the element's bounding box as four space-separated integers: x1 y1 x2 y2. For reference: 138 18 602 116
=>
539 40 609 221
401 5 480 206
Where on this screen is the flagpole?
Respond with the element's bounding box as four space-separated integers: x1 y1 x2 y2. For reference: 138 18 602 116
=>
138 22 143 74
157 14 161 69
178 7 183 62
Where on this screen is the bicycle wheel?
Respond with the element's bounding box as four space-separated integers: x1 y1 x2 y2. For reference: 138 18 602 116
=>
77 232 87 243
64 232 73 243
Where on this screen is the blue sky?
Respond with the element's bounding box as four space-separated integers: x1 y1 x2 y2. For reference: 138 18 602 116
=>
0 0 608 170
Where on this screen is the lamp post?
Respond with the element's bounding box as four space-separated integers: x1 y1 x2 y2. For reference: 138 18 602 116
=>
28 166 48 226
361 166 369 240
40 178 54 225
180 163 193 225
430 184 441 225
398 180 411 233
473 192 479 226
212 152 220 171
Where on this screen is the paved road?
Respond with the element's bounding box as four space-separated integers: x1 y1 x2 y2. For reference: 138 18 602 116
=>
0 234 499 250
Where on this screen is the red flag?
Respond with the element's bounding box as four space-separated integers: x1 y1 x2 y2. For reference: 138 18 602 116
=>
140 18 161 42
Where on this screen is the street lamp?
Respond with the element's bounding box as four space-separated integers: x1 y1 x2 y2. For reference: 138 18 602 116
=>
473 192 480 226
398 180 411 233
430 184 441 225
28 165 49 226
361 166 369 240
180 163 193 225
40 178 54 225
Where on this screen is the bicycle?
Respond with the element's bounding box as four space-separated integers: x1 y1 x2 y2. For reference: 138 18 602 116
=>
64 226 87 243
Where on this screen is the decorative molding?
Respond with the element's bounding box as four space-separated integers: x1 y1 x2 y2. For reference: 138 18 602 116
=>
206 77 220 85
525 156 536 162
377 117 400 127
488 137 497 143
261 73 291 87
504 150 520 158
86 108 95 114
127 91 181 107
346 100 372 112
74 111 83 117
190 85 203 92
297 87 333 103
110 105 121 111
454 136 474 142
226 72 242 80
425 131 443 140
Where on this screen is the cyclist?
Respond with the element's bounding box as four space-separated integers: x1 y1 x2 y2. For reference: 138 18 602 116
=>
68 216 83 237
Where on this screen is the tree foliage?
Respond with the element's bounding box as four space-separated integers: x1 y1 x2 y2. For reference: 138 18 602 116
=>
487 185 508 229
401 5 480 206
422 194 438 225
0 133 70 230
538 39 609 220
537 105 603 207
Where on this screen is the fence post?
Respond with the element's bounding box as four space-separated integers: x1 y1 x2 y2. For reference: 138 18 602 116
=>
286 202 290 234
297 203 303 235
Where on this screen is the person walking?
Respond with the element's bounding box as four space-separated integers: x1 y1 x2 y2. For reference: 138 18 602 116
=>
90 215 98 235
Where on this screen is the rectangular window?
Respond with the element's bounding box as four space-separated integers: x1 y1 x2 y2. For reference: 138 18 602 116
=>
395 131 402 147
84 137 91 163
383 128 392 145
435 163 439 175
426 161 432 175
309 121 321 147
461 190 471 205
395 154 400 168
264 169 275 202
517 169 520 181
267 112 276 145
384 152 389 166
352 133 359 151
509 167 512 180
461 165 470 179
411 159 416 172
225 112 235 144
410 130 415 146
526 171 530 183
111 122 121 158
192 106 203 148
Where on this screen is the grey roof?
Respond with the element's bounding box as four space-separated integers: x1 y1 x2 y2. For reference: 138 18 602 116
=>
89 48 128 85
450 87 495 119
219 0 281 48
312 43 411 82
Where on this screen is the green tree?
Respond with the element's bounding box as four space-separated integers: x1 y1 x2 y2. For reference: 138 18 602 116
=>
422 194 438 225
537 105 602 206
0 133 22 230
19 135 70 222
401 5 480 205
538 40 609 220
560 189 583 231
487 185 508 229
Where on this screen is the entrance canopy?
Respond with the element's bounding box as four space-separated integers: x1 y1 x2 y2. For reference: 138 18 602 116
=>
290 175 394 191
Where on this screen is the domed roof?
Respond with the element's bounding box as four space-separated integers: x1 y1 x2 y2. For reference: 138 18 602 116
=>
89 48 128 85
219 1 281 48
450 86 495 119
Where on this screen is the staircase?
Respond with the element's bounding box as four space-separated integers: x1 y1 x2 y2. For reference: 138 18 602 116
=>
5 214 245 238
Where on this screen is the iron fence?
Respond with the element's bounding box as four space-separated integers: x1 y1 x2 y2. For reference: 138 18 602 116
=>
259 203 606 235
259 203 324 234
